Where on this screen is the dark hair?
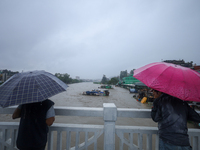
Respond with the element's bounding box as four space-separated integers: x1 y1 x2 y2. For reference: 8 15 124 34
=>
152 89 160 94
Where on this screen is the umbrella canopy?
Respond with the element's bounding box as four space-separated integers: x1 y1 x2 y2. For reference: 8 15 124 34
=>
0 70 68 107
133 62 200 102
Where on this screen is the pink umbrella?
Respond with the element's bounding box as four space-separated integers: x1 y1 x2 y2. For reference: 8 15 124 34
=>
133 62 200 102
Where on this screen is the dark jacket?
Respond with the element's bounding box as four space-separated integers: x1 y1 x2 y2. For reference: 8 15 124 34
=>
151 94 200 146
17 99 54 149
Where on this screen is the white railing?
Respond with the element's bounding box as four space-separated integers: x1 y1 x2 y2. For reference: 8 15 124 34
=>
0 103 200 150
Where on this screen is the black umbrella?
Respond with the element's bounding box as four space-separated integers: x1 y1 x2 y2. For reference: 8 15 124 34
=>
0 70 68 108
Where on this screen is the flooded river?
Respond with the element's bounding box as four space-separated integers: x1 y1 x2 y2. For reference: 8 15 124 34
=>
50 82 157 126
51 82 151 109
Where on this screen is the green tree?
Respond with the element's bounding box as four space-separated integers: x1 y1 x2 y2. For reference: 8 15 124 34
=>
63 73 71 83
72 79 82 83
55 73 71 84
101 75 107 84
108 77 119 85
55 73 82 84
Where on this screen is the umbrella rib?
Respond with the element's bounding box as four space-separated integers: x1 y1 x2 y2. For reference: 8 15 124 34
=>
11 75 26 106
29 74 34 102
22 74 29 105
35 75 45 101
181 69 187 101
32 77 36 103
41 74 51 100
195 75 200 102
184 69 200 101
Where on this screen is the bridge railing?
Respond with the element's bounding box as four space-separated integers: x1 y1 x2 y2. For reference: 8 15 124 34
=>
0 103 200 150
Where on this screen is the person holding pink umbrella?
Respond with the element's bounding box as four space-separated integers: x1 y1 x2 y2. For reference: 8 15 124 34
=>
151 89 200 149
133 62 200 150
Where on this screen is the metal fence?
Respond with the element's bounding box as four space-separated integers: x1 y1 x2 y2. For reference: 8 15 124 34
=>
0 103 200 150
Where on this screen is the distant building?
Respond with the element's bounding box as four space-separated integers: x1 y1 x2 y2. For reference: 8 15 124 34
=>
193 65 200 73
194 65 200 70
163 59 193 68
0 69 18 82
76 76 80 80
120 70 128 80
122 74 140 84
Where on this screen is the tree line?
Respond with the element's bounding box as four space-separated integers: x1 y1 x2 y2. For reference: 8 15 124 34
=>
55 73 83 84
101 75 119 85
101 69 135 85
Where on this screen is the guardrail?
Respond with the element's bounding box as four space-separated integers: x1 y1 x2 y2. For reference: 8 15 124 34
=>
0 103 200 150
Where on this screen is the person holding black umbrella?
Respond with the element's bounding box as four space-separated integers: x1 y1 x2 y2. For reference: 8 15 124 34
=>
12 99 55 150
0 71 68 150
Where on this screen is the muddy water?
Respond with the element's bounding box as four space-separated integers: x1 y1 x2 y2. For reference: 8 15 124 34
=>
51 82 151 109
50 82 156 126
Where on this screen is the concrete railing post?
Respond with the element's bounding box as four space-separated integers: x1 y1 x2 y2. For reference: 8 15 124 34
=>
103 103 117 150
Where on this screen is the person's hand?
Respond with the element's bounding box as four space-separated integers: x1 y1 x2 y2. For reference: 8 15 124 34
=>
153 98 160 108
46 117 55 126
12 108 21 119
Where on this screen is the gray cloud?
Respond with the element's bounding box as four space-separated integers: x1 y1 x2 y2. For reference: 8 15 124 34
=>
0 0 199 79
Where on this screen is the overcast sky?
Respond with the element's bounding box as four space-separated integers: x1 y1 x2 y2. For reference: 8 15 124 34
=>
0 0 199 79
